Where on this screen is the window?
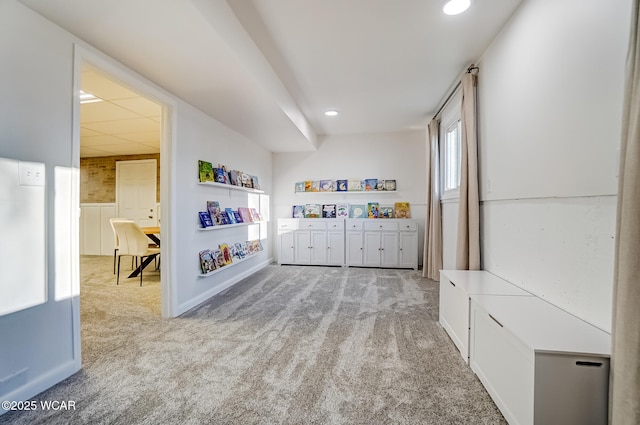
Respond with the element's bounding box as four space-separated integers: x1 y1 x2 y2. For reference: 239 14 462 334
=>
443 119 462 195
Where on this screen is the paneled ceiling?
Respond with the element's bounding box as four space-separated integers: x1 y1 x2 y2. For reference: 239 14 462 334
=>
20 0 524 154
80 66 161 158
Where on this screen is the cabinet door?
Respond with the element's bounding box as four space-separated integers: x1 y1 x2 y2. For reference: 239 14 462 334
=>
279 232 295 264
380 231 399 267
399 231 418 269
294 231 312 264
346 231 364 266
310 230 328 264
327 230 345 265
363 231 382 267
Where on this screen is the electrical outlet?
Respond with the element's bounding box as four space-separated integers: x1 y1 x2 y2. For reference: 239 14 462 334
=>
19 161 45 186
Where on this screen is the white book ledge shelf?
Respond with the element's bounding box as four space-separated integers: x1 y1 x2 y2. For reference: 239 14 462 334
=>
198 181 264 194
198 252 262 278
198 221 267 231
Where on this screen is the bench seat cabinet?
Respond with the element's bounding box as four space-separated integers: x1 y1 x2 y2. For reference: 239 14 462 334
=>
438 270 531 363
470 295 611 425
277 219 344 266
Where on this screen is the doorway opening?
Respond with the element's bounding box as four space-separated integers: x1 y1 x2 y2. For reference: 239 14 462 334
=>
78 64 164 358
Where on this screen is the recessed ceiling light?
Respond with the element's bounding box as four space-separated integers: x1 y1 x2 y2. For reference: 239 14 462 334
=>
80 90 103 104
443 0 470 15
325 110 339 117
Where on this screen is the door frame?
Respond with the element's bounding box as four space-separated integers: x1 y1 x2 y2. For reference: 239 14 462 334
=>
72 42 178 349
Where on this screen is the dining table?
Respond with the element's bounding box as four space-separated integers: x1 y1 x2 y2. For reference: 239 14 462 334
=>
127 226 161 278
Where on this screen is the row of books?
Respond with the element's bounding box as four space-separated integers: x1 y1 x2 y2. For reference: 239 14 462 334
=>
199 201 265 228
295 178 396 193
198 160 260 189
293 202 411 219
199 240 263 274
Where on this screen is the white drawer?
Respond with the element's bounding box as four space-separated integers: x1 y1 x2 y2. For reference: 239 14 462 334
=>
364 221 398 231
326 220 344 230
346 220 363 231
398 221 417 231
278 220 298 232
299 220 326 230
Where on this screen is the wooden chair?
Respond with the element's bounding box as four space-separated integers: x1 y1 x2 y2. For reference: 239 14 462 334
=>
113 220 160 286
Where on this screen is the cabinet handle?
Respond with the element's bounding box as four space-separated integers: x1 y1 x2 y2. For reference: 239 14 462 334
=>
488 314 503 328
576 361 603 367
450 281 456 287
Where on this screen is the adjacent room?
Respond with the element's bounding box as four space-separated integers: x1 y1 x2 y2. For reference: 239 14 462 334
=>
1 0 637 424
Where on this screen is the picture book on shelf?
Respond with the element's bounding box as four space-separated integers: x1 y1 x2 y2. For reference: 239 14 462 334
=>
367 202 379 218
336 180 348 191
319 180 334 192
220 244 233 265
304 204 321 218
251 176 260 190
241 173 252 188
229 170 240 186
198 160 214 183
225 208 237 224
234 242 246 259
292 205 305 218
199 249 216 273
295 182 305 193
237 207 253 223
394 202 411 218
349 204 366 218
311 181 320 192
304 181 313 192
199 211 214 228
233 210 243 223
364 179 378 191
214 168 227 184
207 201 224 225
347 179 363 191
384 179 397 191
212 249 225 267
322 204 336 218
376 180 385 191
336 203 349 218
379 205 394 218
249 208 262 222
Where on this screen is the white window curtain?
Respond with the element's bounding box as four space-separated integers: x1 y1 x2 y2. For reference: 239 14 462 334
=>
455 72 480 270
610 1 640 423
423 119 442 280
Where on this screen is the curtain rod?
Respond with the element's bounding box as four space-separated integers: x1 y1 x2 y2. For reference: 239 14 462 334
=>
431 64 479 121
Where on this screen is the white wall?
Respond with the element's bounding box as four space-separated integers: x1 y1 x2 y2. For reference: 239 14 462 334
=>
477 0 630 332
0 0 274 413
272 131 427 263
0 0 80 412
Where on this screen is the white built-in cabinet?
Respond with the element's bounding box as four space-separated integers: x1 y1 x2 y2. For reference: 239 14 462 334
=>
277 219 344 266
278 218 417 269
439 270 611 425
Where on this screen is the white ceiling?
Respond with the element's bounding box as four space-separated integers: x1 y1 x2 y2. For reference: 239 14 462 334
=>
20 0 523 154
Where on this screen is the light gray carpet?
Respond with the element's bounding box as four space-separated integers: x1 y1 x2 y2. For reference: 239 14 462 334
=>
1 256 506 424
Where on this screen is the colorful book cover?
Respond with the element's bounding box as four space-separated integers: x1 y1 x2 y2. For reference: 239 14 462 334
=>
198 160 214 183
238 207 253 223
376 180 385 191
233 211 243 223
214 168 227 184
249 208 261 222
229 170 240 186
199 249 216 273
336 179 348 191
207 201 224 225
212 249 225 267
295 182 305 193
336 203 349 218
241 173 252 188
304 204 321 218
322 204 336 218
319 180 334 192
251 175 260 190
384 179 397 191
349 204 366 218
234 242 246 259
304 181 313 192
379 205 394 218
220 243 233 265
394 202 411 218
310 181 320 192
364 178 378 191
347 178 363 191
367 202 379 218
225 208 237 224
199 211 214 227
292 205 305 218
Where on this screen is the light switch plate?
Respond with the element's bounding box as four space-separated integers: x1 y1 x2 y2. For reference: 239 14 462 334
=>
19 161 45 186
